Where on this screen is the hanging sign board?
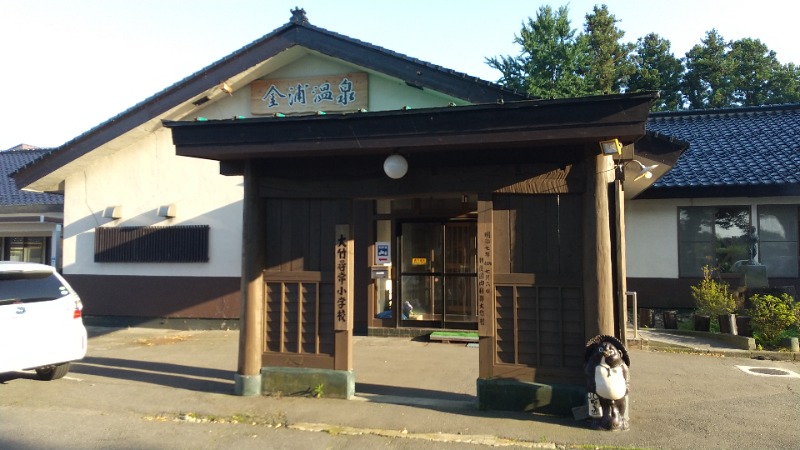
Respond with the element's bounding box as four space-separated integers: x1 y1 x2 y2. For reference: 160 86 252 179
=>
375 242 390 265
251 72 368 115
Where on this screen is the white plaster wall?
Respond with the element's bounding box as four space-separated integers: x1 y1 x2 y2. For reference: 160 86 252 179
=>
625 199 680 278
625 196 800 279
63 127 243 277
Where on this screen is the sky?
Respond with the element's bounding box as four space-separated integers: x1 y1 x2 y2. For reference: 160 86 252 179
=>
2 0 799 150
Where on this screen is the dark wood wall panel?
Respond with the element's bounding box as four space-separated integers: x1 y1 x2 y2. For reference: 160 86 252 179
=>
262 198 350 362
494 195 582 276
66 274 240 319
491 193 584 380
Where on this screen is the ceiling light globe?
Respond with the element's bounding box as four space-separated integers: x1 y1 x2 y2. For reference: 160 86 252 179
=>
383 154 408 179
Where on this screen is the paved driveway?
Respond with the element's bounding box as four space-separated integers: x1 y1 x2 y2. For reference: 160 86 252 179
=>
1 327 799 449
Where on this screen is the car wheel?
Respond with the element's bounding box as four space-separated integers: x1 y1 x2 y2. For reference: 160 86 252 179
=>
35 363 71 381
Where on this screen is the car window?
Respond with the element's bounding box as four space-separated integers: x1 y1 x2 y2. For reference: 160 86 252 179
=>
0 271 70 303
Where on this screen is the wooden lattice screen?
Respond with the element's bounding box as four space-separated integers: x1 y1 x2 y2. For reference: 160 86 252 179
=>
264 277 334 356
495 284 584 369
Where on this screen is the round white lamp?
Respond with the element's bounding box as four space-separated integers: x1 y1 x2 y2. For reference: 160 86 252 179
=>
383 154 408 179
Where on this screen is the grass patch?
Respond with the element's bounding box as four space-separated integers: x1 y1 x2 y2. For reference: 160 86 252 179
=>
429 331 478 342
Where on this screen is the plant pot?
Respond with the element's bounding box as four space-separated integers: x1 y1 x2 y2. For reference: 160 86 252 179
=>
662 310 678 329
693 314 711 332
736 316 753 337
638 308 655 328
718 314 738 335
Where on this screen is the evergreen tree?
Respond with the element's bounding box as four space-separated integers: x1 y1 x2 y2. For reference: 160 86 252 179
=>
486 5 589 98
627 33 684 111
768 63 800 104
488 6 800 109
683 29 733 109
728 38 781 106
581 4 633 94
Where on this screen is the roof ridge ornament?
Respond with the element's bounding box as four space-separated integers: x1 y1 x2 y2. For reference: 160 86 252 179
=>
290 7 308 24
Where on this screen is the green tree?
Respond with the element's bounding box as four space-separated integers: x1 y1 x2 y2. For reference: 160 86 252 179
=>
728 38 781 106
581 4 634 94
683 29 733 109
769 63 800 104
486 5 589 98
627 33 684 111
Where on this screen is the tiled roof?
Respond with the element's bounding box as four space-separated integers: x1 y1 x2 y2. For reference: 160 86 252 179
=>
0 149 63 206
645 104 800 196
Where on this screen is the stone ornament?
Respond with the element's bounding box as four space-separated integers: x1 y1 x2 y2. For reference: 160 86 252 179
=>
584 335 630 431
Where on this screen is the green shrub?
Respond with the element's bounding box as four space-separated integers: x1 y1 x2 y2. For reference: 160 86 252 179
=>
691 265 736 319
748 293 799 348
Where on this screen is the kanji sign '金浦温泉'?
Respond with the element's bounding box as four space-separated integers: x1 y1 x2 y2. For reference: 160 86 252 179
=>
251 73 368 115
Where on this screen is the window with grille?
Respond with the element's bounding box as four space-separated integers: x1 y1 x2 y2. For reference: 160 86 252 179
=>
94 226 209 263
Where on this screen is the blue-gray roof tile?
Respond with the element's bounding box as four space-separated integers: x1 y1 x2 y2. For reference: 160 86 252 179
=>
647 104 800 194
0 149 63 206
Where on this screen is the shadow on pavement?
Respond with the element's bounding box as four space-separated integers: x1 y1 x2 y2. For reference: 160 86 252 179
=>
354 382 585 429
71 356 235 394
356 382 475 403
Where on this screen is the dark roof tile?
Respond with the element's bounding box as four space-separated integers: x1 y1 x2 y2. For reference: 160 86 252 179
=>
646 104 800 195
0 149 63 206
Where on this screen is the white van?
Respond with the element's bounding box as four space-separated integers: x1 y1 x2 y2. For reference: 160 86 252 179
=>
0 262 87 380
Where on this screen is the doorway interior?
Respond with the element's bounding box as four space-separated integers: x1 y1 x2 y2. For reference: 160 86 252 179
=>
398 220 477 329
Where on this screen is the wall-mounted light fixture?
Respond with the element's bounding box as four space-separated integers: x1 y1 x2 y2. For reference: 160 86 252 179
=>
383 154 408 179
599 138 623 155
102 206 122 220
617 160 659 181
157 204 177 218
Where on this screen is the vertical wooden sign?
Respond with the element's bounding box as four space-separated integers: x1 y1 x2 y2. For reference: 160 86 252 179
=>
477 199 494 337
334 225 353 331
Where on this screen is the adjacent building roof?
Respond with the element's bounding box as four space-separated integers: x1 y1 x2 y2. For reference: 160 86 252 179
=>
643 103 800 198
13 8 529 193
0 148 63 209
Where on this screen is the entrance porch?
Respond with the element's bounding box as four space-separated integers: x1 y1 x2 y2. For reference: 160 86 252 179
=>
165 93 655 412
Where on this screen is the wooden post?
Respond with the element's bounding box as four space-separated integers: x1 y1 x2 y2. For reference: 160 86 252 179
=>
584 154 615 340
476 196 495 379
614 179 628 344
236 160 265 394
334 224 353 371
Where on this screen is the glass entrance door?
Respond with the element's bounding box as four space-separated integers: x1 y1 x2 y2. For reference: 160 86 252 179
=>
399 221 477 327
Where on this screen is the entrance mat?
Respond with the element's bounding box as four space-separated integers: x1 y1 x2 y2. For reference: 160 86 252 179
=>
429 331 479 343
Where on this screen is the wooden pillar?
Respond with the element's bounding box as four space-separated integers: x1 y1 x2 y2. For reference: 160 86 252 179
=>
236 160 265 394
583 154 615 340
614 179 628 344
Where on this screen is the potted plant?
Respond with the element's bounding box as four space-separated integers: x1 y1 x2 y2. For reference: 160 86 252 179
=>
690 265 736 332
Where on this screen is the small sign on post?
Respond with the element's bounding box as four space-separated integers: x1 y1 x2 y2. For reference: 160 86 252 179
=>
334 225 353 331
375 241 390 265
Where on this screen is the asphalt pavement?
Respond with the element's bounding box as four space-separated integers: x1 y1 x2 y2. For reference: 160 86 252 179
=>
1 326 799 450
